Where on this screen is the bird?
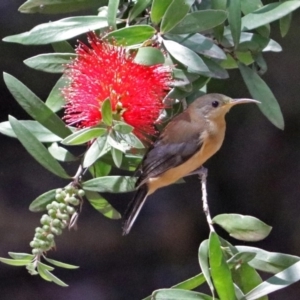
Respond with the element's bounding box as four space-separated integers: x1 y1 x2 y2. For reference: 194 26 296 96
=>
122 93 259 235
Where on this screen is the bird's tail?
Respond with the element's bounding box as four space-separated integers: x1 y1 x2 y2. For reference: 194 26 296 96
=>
122 185 148 235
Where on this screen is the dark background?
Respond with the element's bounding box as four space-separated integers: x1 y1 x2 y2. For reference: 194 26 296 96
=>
1 1 300 299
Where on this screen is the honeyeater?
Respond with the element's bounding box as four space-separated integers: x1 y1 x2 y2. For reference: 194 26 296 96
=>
122 93 259 235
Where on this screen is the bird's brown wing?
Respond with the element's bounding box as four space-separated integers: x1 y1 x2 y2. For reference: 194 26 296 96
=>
136 110 205 187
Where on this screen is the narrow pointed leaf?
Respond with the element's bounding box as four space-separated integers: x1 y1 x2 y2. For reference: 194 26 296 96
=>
235 246 300 274
209 232 235 300
0 258 31 266
8 253 34 260
118 132 144 149
3 17 112 45
101 98 113 126
111 147 123 168
44 257 79 269
37 262 53 282
62 127 107 145
83 176 136 193
128 0 152 22
42 269 68 287
232 263 267 300
199 240 214 296
241 2 300 31
245 261 300 300
151 0 173 24
227 0 241 47
29 189 56 212
212 213 272 242
163 40 210 75
85 190 121 219
9 116 70 179
0 120 61 142
212 0 227 41
169 10 227 34
89 160 111 178
18 0 108 14
45 75 67 112
24 53 75 73
113 122 133 134
134 47 165 65
52 40 74 53
83 135 110 168
104 25 156 46
48 142 76 162
4 73 71 138
238 63 284 129
107 0 120 30
160 0 194 34
280 12 292 37
171 273 206 290
151 289 214 299
241 0 263 15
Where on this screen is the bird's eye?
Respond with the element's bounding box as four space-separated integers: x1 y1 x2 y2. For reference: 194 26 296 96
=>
212 100 219 108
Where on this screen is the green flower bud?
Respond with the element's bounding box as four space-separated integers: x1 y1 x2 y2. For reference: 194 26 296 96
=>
77 189 85 197
65 185 74 193
34 233 43 239
56 188 63 194
48 209 56 218
42 225 50 232
30 240 39 248
69 197 80 206
46 234 54 241
52 219 61 227
51 227 62 236
59 203 66 210
66 206 76 215
35 227 43 233
32 249 40 255
40 214 51 225
55 193 64 201
46 204 52 210
51 201 59 209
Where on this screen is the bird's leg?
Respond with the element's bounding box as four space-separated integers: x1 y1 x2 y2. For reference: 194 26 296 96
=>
188 166 215 232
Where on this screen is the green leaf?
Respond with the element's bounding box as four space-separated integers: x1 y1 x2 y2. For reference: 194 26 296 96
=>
166 33 226 60
37 261 54 271
241 0 263 15
9 116 70 179
199 240 214 297
245 261 300 300
172 69 199 86
0 120 61 142
163 40 210 75
118 132 144 149
171 273 206 290
151 0 173 24
48 142 76 162
44 257 79 269
3 73 71 138
152 289 214 300
160 0 194 34
0 258 31 266
89 160 112 177
128 0 152 22
8 252 34 260
227 0 241 48
3 16 113 45
24 53 76 73
62 127 107 145
209 232 235 300
83 176 136 193
52 40 74 53
238 63 284 130
104 25 156 46
212 213 272 242
279 3 292 37
101 98 113 126
45 75 67 113
85 190 121 219
83 134 110 168
37 262 54 281
227 252 256 267
232 263 267 300
29 189 56 212
19 0 108 14
107 0 120 30
241 1 300 31
201 56 229 79
41 268 68 287
211 0 227 41
111 147 123 168
169 10 228 34
134 47 165 66
235 246 300 274
113 122 133 134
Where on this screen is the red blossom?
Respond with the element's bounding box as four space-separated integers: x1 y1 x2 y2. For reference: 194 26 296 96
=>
62 32 172 139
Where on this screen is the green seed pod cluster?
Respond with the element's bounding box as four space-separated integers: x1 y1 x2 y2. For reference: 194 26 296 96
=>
30 186 85 256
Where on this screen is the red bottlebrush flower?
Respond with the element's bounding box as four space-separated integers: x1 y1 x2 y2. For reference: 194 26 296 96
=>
62 32 172 139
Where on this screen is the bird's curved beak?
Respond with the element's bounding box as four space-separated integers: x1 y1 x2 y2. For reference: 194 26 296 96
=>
230 98 260 105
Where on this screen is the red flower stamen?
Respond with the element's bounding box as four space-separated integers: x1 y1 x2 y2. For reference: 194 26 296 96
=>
62 32 172 139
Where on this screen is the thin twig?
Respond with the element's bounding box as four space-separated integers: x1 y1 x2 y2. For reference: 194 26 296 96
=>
199 167 215 232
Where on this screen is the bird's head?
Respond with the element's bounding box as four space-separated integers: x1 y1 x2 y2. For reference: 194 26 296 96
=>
190 93 260 120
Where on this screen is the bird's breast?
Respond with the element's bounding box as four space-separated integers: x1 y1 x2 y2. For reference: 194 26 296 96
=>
147 120 226 194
